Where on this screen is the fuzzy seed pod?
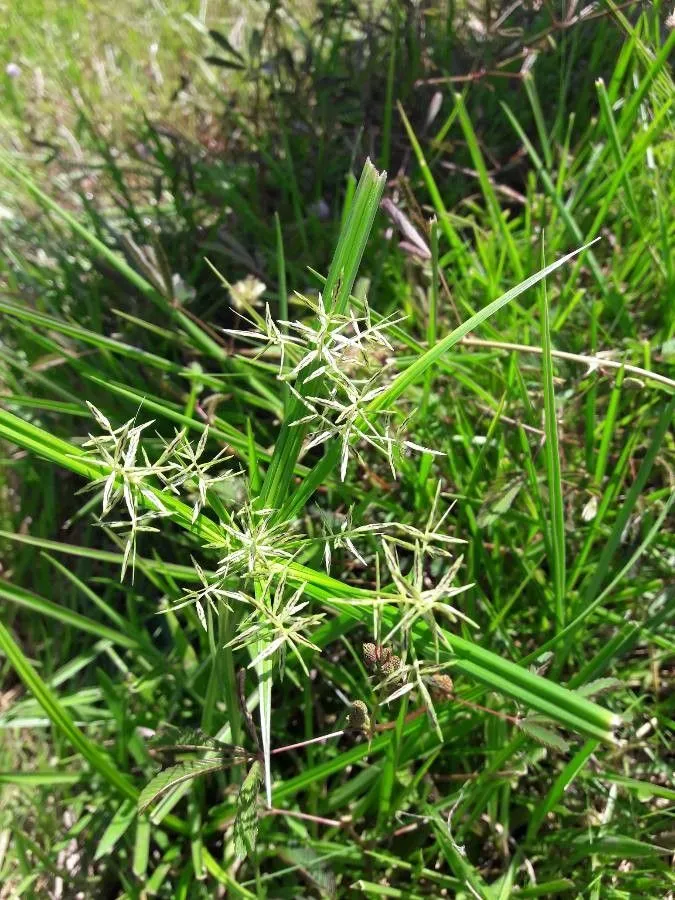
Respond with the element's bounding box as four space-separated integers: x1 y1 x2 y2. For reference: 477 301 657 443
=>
347 700 371 734
429 673 454 701
362 643 378 668
380 650 402 676
362 642 402 677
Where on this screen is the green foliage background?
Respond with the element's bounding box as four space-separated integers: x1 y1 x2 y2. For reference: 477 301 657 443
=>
1 1 673 896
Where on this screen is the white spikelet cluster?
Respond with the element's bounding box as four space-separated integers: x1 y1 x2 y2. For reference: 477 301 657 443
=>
227 292 440 479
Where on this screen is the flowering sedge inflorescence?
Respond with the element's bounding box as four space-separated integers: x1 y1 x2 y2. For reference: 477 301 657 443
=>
226 290 442 480
82 287 470 769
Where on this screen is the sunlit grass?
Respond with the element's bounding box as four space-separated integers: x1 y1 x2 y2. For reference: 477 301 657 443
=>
1 1 674 897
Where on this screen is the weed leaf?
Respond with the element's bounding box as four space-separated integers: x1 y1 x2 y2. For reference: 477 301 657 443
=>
519 719 570 753
234 760 263 859
138 759 227 814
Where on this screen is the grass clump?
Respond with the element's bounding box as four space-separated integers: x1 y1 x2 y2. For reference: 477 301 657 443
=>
1 2 674 897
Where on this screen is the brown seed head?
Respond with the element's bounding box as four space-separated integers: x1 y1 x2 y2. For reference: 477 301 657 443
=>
363 642 402 677
380 650 402 676
362 643 378 669
429 673 454 701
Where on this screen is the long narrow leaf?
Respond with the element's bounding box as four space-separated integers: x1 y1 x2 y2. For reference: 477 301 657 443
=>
540 277 566 630
369 241 600 413
0 619 138 804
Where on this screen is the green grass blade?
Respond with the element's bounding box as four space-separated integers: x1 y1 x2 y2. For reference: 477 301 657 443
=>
132 815 151 879
94 799 137 860
501 104 609 298
0 579 141 651
526 739 599 844
454 92 523 279
398 103 468 263
578 396 675 610
593 366 625 487
540 274 566 630
0 619 138 803
259 159 386 509
0 771 82 787
0 531 197 580
370 241 599 413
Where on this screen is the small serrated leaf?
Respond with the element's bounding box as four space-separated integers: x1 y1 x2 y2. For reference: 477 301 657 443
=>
138 759 226 814
149 725 243 756
234 760 262 859
576 678 622 698
519 719 570 753
477 480 523 528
